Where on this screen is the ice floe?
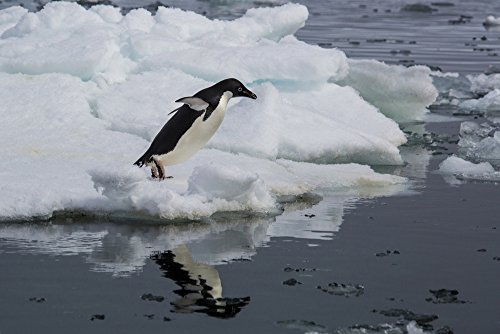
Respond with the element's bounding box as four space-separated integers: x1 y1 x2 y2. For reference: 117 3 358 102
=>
457 121 500 163
459 89 500 114
483 15 500 27
0 2 436 221
437 122 500 184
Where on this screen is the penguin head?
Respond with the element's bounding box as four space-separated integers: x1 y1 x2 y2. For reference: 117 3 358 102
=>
218 78 257 100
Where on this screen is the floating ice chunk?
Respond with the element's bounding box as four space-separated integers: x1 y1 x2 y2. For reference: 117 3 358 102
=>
438 156 494 174
483 15 500 27
457 122 500 162
459 89 500 114
458 121 495 149
467 73 500 95
431 71 474 105
0 3 416 221
406 321 427 334
336 60 438 123
464 132 500 161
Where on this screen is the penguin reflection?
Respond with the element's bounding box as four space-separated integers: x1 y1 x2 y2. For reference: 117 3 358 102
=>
150 245 250 318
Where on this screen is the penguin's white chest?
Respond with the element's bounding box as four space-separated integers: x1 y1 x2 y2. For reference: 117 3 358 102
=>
158 92 232 166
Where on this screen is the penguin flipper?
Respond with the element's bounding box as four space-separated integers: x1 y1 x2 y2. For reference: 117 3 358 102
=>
175 96 209 111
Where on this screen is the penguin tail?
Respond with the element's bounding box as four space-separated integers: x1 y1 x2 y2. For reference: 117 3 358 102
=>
133 153 150 167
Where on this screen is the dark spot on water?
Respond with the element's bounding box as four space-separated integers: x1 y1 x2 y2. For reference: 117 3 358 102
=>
90 314 105 321
480 36 487 41
317 282 364 297
359 4 367 8
493 256 500 261
401 3 434 13
349 41 361 45
284 266 317 272
426 289 469 304
398 59 415 65
276 319 327 332
163 316 171 322
449 15 472 24
121 1 169 14
29 297 46 303
431 2 455 6
76 0 113 9
141 293 165 302
367 38 387 43
373 8 378 12
144 314 155 320
304 213 316 218
283 278 302 286
477 248 487 252
317 43 332 48
376 250 400 257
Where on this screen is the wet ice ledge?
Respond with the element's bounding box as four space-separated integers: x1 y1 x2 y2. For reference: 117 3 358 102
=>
0 3 437 220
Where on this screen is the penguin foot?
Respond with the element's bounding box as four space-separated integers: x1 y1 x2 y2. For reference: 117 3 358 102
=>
150 167 159 179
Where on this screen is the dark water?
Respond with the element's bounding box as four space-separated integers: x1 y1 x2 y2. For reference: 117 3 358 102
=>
1 1 500 333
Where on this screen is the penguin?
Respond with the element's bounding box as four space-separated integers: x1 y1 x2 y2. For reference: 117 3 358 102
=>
134 78 257 179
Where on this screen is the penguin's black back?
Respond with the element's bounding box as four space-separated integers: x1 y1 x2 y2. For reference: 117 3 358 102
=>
134 104 206 166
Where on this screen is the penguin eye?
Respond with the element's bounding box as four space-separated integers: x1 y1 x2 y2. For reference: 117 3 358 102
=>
238 87 243 92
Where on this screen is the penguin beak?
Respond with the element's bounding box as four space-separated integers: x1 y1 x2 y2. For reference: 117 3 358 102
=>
242 89 257 99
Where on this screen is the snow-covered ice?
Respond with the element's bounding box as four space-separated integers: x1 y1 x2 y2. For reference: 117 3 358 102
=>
467 73 500 96
438 155 500 185
483 15 500 27
439 155 494 175
457 122 500 163
436 122 500 184
337 60 438 123
459 89 500 114
0 2 437 221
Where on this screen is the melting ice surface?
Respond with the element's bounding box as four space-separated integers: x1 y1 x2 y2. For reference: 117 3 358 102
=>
0 2 438 220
